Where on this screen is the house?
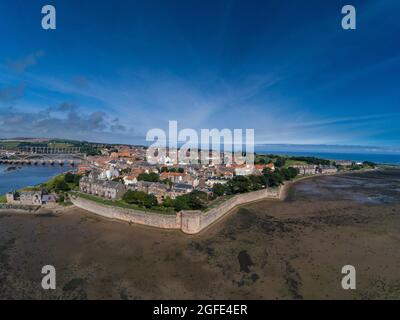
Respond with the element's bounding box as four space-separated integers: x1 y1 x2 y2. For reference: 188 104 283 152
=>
79 176 126 199
234 164 256 176
292 165 317 175
318 165 338 174
122 169 145 186
167 183 194 198
77 164 91 174
160 172 185 183
6 190 57 206
254 163 275 173
335 160 353 166
133 181 170 202
205 177 230 187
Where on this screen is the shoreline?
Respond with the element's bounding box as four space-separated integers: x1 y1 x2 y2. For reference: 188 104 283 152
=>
0 167 382 214
278 167 382 201
0 167 384 234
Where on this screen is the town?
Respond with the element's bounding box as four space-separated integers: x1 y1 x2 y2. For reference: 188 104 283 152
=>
1 140 375 214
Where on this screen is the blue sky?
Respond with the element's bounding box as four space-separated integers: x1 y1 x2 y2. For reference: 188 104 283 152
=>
0 0 399 148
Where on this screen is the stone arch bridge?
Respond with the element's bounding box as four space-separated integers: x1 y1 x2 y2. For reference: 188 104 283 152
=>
0 153 86 166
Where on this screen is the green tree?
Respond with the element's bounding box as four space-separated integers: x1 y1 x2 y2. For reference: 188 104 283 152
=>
212 183 225 197
64 172 75 183
162 197 175 208
55 180 71 192
226 176 251 194
173 196 190 211
274 157 286 168
138 172 160 182
144 194 158 208
122 190 147 206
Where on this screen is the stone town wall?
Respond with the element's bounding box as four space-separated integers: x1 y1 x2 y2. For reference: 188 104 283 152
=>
0 203 40 213
71 186 281 234
70 197 181 229
180 187 280 234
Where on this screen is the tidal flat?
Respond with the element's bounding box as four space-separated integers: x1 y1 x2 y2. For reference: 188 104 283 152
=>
1 169 400 299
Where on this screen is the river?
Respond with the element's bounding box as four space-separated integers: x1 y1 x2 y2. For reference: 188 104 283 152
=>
0 164 73 195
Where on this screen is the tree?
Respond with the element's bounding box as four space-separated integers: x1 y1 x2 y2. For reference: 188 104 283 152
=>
122 190 147 206
55 180 70 192
274 157 286 168
212 183 225 197
162 197 175 208
64 172 75 183
173 191 208 211
187 191 208 210
122 190 136 204
363 161 376 167
226 176 251 194
144 194 158 208
263 171 284 187
138 172 159 182
173 196 190 211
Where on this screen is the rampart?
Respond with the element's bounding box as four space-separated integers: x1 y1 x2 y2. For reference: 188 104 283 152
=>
71 186 282 234
180 187 280 234
0 203 40 213
70 197 181 229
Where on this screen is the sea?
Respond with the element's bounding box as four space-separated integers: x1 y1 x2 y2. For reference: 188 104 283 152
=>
255 150 400 165
0 164 72 196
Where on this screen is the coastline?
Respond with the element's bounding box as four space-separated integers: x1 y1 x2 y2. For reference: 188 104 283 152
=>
0 167 383 234
278 166 382 201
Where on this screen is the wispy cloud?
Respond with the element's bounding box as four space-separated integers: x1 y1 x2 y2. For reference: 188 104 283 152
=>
6 51 45 74
0 102 127 142
0 83 25 106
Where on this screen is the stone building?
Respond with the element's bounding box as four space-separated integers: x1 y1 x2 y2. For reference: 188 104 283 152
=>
318 165 338 174
205 177 230 187
335 160 353 166
131 181 194 202
292 165 317 175
6 190 56 205
170 183 194 196
132 181 170 203
79 176 126 199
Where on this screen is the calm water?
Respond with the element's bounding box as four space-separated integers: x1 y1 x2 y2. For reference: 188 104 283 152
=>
0 164 72 195
255 150 400 165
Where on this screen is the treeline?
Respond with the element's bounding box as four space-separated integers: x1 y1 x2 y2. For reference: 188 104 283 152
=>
289 156 330 165
122 190 158 208
122 189 208 211
40 172 81 193
160 167 184 173
213 167 299 197
255 153 332 166
137 172 160 182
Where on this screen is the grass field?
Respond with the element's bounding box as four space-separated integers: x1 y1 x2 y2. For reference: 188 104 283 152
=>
284 159 307 168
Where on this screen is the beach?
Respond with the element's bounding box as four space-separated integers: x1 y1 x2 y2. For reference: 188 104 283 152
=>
1 168 400 299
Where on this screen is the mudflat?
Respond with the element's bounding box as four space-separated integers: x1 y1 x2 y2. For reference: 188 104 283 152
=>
1 169 400 299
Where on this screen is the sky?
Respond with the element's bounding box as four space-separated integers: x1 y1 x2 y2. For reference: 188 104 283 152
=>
0 0 399 150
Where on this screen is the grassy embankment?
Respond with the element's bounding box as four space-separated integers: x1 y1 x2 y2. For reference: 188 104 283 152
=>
72 191 175 215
